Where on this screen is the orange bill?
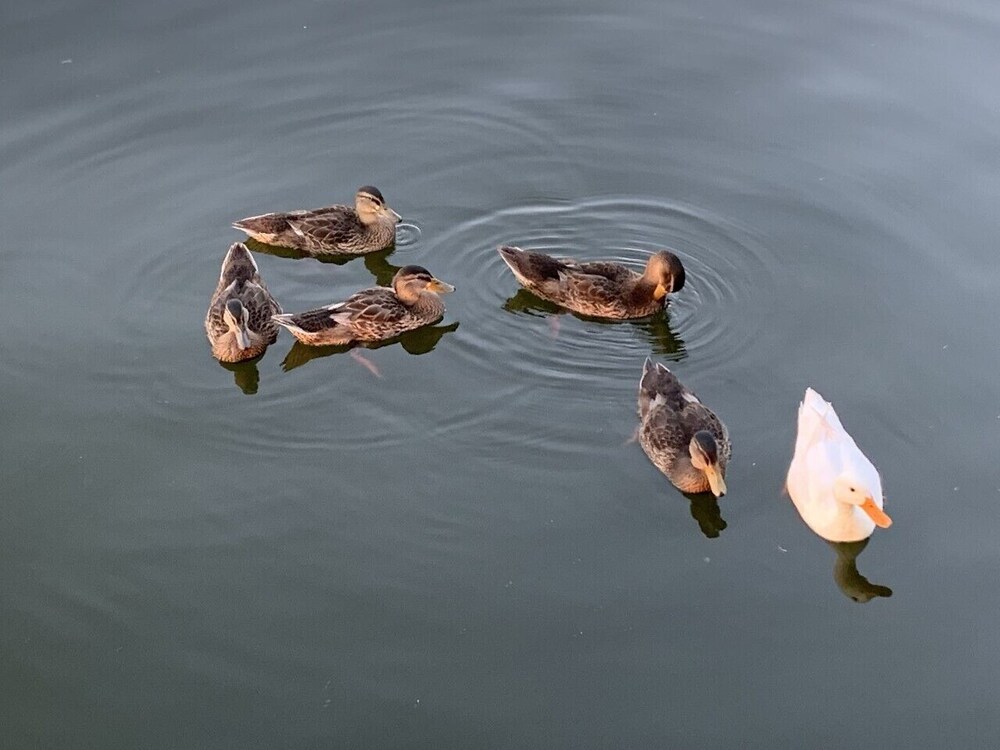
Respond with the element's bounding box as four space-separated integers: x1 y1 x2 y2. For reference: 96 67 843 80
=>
705 466 727 498
861 497 892 528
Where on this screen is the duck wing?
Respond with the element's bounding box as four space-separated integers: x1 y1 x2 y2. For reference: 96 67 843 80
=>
241 281 282 341
285 205 362 247
574 260 633 283
639 404 687 461
277 288 404 333
683 403 731 462
328 287 407 325
205 280 238 339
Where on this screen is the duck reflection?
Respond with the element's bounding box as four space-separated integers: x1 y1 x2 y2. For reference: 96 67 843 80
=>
246 240 405 288
683 491 728 539
280 321 460 372
217 358 262 395
828 538 893 603
361 248 404 287
502 288 686 358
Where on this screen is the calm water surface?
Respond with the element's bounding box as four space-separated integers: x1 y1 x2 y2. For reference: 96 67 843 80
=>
3 0 1000 747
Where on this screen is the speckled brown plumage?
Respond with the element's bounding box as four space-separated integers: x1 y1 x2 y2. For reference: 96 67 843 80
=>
498 246 685 319
272 265 453 346
637 358 731 494
232 186 400 256
205 243 282 362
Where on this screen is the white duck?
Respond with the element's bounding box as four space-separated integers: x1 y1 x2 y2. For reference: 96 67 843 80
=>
786 388 892 542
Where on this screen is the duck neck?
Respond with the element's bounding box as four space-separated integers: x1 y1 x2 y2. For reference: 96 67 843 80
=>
673 456 709 494
406 292 445 318
827 500 874 540
630 273 660 305
363 215 397 243
216 331 261 361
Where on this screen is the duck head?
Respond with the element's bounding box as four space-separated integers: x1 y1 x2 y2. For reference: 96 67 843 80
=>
223 298 251 350
833 475 892 528
644 250 686 300
689 430 726 497
392 265 455 303
355 185 402 225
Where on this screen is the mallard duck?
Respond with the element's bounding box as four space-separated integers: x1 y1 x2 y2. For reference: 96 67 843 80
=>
786 388 892 542
272 265 454 346
637 358 730 497
205 242 282 362
497 246 685 319
232 186 401 256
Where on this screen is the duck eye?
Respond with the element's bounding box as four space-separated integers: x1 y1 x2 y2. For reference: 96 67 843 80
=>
850 487 856 493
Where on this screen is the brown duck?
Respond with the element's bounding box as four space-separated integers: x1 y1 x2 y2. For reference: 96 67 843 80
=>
498 246 685 319
232 186 401 256
205 243 282 362
271 265 454 346
637 358 731 497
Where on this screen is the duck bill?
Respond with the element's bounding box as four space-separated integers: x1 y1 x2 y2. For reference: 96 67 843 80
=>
860 496 892 528
388 208 402 222
653 282 668 300
428 278 455 294
705 466 727 497
235 327 252 350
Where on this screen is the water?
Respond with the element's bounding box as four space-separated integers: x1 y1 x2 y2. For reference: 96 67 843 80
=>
3 0 999 746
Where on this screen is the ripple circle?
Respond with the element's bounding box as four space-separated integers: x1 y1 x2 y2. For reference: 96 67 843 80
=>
413 195 777 454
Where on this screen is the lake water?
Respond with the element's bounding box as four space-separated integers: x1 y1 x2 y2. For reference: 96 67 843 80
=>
3 0 1000 746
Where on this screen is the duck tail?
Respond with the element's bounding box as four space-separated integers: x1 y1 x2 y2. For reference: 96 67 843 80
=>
271 314 313 344
801 387 847 432
802 387 829 415
497 245 528 275
219 242 259 285
498 245 565 284
232 217 259 234
638 357 681 417
232 212 286 237
796 387 850 450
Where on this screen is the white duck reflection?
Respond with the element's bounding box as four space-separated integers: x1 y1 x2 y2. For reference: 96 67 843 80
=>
829 538 893 603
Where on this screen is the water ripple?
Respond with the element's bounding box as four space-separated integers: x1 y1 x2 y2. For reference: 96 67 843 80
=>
438 195 774 386
394 222 422 247
375 194 778 455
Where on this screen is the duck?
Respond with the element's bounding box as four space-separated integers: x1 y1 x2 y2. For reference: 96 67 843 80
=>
786 388 892 542
497 246 685 319
271 265 454 346
232 185 402 256
637 358 730 497
205 242 282 362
